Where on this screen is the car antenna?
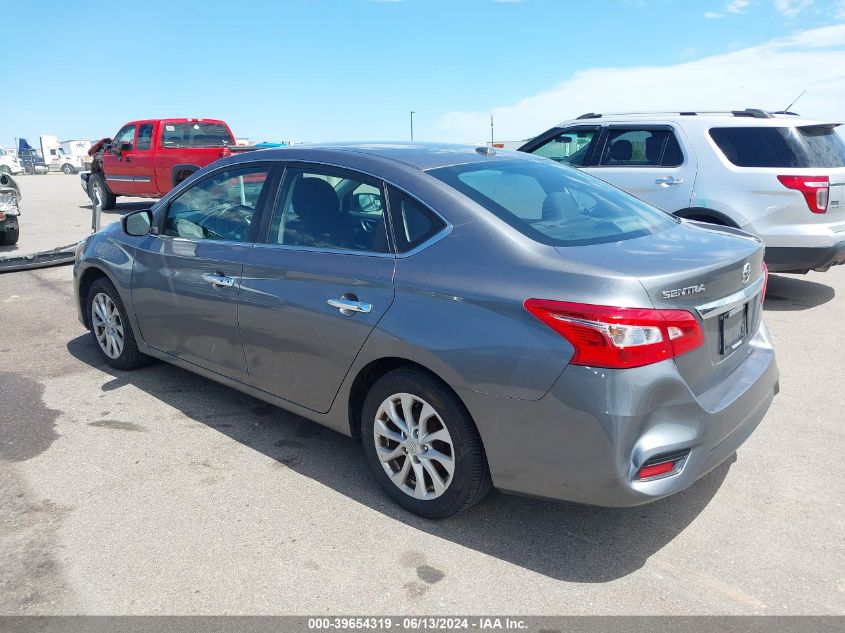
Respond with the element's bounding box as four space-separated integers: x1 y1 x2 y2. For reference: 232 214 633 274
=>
782 89 806 113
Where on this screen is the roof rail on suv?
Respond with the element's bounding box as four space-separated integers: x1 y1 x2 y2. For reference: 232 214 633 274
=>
574 109 777 120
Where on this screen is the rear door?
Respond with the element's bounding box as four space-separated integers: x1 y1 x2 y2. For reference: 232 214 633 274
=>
238 163 395 413
103 124 136 195
582 124 697 213
131 164 277 381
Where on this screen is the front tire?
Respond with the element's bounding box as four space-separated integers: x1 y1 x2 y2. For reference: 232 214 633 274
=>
87 278 147 370
362 368 492 519
88 173 116 210
0 224 19 246
61 163 74 175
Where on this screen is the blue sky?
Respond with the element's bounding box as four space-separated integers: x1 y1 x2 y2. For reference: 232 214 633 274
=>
1 0 843 147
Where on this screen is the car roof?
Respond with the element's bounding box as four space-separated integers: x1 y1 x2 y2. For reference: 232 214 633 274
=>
237 142 530 171
556 111 838 129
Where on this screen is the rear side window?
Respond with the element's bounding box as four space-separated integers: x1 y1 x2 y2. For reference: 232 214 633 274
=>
598 128 683 167
161 122 234 148
709 125 845 168
387 188 447 252
428 158 675 247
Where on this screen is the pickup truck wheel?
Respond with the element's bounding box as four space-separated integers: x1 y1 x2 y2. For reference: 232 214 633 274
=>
61 163 74 175
89 174 116 210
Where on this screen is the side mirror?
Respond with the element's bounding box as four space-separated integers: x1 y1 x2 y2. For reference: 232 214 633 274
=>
122 209 153 237
354 192 382 212
119 141 132 153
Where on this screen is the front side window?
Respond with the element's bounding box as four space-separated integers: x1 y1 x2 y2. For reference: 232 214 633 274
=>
268 167 389 253
428 158 675 247
530 127 598 166
161 122 234 149
113 126 136 151
136 124 154 151
709 125 845 168
162 167 270 242
598 128 683 167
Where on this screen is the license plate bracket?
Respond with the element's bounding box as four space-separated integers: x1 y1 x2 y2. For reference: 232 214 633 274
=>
720 302 748 355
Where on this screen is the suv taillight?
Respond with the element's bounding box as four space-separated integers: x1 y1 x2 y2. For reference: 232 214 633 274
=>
524 300 704 369
777 175 829 214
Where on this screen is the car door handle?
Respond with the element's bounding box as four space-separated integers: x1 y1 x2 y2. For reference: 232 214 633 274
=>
655 176 684 186
201 273 236 288
327 297 372 315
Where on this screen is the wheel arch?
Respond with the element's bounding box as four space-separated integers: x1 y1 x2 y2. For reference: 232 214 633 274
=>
673 206 740 228
171 164 201 187
347 357 469 441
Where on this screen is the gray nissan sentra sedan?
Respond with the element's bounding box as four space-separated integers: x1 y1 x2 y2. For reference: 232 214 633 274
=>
73 143 779 518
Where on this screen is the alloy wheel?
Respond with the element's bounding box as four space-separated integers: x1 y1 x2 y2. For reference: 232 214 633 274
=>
91 292 125 359
373 393 455 500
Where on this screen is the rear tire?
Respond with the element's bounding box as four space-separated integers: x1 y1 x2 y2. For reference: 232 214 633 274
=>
88 173 116 210
361 368 492 519
86 277 148 370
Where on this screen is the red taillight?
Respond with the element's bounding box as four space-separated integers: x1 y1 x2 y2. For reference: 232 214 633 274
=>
636 461 675 480
523 300 705 369
761 261 769 304
777 175 829 214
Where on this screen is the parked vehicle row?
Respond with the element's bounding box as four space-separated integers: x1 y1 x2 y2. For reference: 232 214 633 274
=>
74 143 778 518
519 109 845 274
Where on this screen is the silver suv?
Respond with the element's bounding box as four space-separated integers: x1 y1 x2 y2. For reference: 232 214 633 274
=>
520 109 845 274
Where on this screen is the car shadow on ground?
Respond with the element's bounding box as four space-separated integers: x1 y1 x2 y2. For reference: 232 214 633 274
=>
77 201 154 216
763 274 835 311
67 333 731 584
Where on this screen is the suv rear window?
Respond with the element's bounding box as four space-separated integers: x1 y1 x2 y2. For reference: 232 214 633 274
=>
161 122 234 149
709 125 845 168
428 159 675 247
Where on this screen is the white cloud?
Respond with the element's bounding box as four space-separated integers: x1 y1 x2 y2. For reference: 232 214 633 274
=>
773 0 814 16
704 11 725 17
727 0 750 13
427 24 845 143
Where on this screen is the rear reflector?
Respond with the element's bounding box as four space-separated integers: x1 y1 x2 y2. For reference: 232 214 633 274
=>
524 300 704 369
636 461 675 480
777 175 829 214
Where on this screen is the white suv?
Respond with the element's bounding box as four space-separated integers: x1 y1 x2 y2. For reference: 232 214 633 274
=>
519 109 845 274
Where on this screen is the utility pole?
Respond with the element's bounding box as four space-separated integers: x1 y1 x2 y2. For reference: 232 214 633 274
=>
410 110 415 142
490 115 494 147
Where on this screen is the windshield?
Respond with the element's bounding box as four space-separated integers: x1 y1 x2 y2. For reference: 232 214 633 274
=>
428 158 676 247
161 122 234 149
709 125 845 168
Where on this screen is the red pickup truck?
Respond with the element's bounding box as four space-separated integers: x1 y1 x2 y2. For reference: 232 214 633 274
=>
83 118 236 210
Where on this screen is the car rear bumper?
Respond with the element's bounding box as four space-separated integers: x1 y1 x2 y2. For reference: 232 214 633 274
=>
765 240 845 273
462 322 779 507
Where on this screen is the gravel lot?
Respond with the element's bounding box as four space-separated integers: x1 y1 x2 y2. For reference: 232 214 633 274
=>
0 179 843 615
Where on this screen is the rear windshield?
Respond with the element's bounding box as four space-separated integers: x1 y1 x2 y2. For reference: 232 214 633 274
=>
428 158 676 247
709 125 845 168
161 122 234 149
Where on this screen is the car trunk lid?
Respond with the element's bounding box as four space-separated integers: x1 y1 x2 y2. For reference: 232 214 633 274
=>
555 220 765 395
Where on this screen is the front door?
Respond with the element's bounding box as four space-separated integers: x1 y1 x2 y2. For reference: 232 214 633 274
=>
127 122 156 196
581 125 697 212
103 124 137 195
131 164 276 381
238 164 395 413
